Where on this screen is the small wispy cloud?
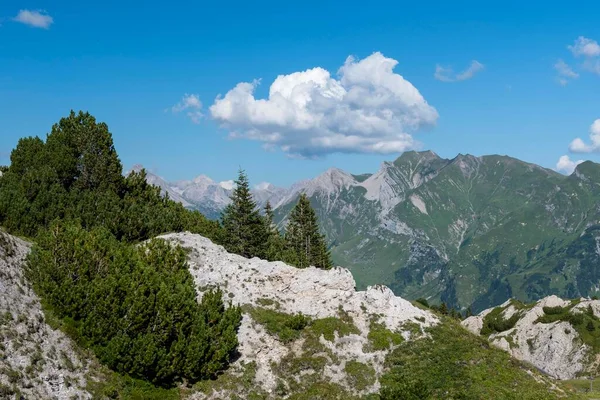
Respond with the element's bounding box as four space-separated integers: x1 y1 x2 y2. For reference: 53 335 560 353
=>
434 60 484 82
170 94 203 123
554 59 579 86
568 36 600 58
13 9 53 29
556 155 584 174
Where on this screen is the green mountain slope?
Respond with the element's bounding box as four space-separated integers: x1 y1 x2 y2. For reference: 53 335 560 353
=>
274 152 600 312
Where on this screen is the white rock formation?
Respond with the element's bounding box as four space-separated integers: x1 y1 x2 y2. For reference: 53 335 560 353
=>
159 232 437 397
462 295 595 380
0 231 91 399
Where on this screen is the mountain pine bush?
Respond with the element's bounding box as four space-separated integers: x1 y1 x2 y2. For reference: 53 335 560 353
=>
27 222 241 386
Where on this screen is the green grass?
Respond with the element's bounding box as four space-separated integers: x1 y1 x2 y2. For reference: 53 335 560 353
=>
380 317 583 400
87 372 182 400
246 306 310 343
564 378 600 398
366 320 404 351
194 361 268 399
344 361 376 391
310 315 360 342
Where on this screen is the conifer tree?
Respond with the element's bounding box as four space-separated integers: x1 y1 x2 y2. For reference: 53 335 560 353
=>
263 201 286 261
221 169 267 258
284 193 332 269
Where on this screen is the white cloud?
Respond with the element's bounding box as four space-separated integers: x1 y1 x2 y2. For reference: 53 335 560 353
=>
568 119 600 153
434 60 484 82
568 36 600 58
13 9 53 29
583 59 600 75
556 155 584 174
171 94 203 124
209 52 438 157
554 59 579 85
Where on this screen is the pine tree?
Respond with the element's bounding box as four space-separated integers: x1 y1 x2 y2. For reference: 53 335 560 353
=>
284 193 332 269
221 169 267 258
263 201 285 261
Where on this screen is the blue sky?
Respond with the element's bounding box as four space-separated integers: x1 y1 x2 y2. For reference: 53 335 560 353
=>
1 1 599 186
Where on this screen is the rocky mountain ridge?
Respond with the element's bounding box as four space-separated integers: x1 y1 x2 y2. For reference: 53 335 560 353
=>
463 295 600 380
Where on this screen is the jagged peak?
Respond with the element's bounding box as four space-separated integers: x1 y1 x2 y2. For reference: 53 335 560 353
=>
219 180 234 190
310 167 357 190
192 174 214 185
255 181 275 191
393 150 442 165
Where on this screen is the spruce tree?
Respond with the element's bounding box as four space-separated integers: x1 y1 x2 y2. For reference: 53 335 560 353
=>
284 193 332 269
221 169 267 258
263 201 286 261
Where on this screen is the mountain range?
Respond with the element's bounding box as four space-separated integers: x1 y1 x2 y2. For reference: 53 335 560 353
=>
138 151 600 312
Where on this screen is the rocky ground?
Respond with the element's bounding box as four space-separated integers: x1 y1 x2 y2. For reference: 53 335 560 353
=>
160 232 437 398
463 295 600 380
0 231 91 399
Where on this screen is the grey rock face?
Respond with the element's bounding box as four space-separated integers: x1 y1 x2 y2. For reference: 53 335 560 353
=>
0 231 91 399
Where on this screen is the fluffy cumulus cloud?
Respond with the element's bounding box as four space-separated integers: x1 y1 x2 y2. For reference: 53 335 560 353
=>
554 59 579 86
209 52 438 157
569 119 600 153
13 9 53 29
171 94 203 123
556 155 584 174
434 60 484 82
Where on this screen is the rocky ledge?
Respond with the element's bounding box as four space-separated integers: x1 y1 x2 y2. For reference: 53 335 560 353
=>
160 232 437 398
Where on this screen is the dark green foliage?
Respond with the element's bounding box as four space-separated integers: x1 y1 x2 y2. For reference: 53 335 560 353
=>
284 194 332 269
247 307 310 343
0 110 220 242
27 222 241 386
587 321 595 332
542 306 567 315
438 302 448 315
343 361 376 391
380 318 574 400
414 298 429 308
367 321 404 351
221 170 268 259
263 201 287 262
87 371 181 400
310 316 360 342
465 307 473 318
480 306 520 336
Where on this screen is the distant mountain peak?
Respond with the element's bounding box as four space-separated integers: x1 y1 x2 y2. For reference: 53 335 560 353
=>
255 182 274 191
193 174 214 185
219 180 235 190
310 167 357 193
